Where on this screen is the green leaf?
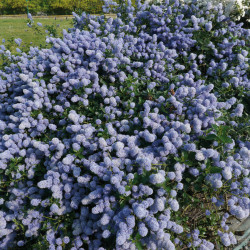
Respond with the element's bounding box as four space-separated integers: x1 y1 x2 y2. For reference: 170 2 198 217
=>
134 233 143 250
174 157 181 162
211 124 219 131
221 125 230 133
187 152 196 161
185 160 194 166
205 134 218 141
182 151 189 161
218 135 233 144
209 166 222 174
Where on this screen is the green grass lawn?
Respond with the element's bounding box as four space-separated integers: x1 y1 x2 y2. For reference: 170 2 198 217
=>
0 16 74 53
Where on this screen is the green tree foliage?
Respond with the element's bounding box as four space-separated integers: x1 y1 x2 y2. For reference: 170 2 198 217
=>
0 0 26 14
0 0 104 15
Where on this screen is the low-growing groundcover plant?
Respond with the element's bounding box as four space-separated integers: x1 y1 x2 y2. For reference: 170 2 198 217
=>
0 0 250 249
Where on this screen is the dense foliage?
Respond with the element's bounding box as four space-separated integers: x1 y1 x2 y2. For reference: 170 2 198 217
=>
0 0 104 15
0 0 249 249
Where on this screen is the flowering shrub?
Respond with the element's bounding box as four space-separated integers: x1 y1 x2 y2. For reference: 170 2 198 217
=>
147 0 250 23
196 0 250 23
0 0 250 249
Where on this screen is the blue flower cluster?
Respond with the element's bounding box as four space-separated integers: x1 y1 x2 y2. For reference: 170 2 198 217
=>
0 0 249 249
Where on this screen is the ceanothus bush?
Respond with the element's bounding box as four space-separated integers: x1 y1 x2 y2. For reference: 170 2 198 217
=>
0 0 249 249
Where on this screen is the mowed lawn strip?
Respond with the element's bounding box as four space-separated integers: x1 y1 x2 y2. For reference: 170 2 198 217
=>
0 17 74 52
